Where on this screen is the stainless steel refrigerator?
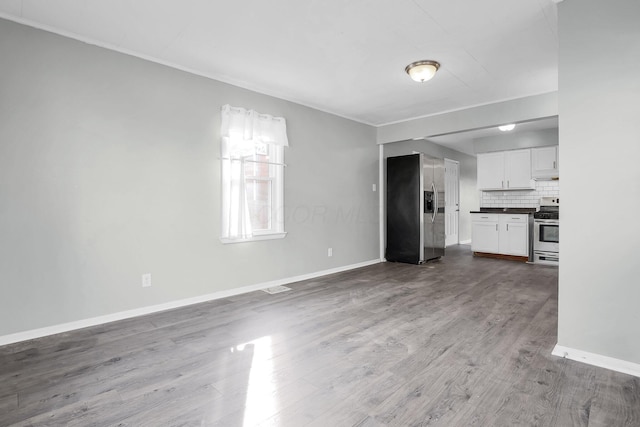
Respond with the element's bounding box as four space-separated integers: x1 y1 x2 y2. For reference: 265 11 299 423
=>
386 153 445 264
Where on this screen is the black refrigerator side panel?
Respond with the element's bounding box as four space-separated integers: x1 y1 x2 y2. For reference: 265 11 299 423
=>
386 155 420 264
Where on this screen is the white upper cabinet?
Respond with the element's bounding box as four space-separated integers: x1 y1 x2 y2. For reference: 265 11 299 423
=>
531 146 559 179
477 152 505 190
477 149 534 190
505 150 534 189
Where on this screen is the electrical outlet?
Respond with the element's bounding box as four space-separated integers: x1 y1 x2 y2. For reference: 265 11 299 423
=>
142 273 152 288
328 248 333 257
372 183 377 192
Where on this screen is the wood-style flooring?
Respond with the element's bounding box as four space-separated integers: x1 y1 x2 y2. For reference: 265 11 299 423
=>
1 245 639 426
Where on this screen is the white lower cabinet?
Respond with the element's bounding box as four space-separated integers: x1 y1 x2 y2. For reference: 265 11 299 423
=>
471 214 499 253
499 215 529 256
472 213 529 257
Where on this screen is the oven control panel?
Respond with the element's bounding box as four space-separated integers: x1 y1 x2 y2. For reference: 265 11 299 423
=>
539 196 559 207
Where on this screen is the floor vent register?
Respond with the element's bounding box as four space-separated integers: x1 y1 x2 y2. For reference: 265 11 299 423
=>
262 285 292 295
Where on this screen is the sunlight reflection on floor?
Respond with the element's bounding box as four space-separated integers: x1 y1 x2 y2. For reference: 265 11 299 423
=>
235 335 277 426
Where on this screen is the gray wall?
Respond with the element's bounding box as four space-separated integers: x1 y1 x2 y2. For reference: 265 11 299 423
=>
383 141 478 244
474 128 558 154
0 19 379 337
558 0 640 364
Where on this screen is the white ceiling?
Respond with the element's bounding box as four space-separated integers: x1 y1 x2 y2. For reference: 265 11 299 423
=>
0 0 559 126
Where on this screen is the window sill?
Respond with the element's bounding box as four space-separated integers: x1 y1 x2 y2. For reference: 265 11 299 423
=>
220 232 287 244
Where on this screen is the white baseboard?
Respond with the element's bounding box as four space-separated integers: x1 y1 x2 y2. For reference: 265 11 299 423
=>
552 344 640 378
0 259 381 347
459 239 472 245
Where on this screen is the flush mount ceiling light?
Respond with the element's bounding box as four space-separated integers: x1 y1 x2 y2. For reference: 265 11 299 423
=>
405 60 440 82
498 124 516 132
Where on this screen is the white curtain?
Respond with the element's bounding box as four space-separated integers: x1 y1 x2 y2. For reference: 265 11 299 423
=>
220 105 288 240
221 104 289 148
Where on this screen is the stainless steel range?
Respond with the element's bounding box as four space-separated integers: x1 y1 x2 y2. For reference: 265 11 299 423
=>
533 197 559 265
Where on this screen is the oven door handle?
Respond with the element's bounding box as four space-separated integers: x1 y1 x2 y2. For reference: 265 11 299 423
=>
534 219 559 224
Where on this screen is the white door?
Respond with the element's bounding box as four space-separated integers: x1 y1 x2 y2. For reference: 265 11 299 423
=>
444 158 459 247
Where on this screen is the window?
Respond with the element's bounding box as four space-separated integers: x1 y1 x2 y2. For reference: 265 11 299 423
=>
220 105 287 243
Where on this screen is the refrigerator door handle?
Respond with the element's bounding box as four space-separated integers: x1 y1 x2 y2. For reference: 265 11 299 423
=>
431 182 437 223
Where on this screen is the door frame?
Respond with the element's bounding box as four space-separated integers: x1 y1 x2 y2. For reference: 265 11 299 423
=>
444 158 460 247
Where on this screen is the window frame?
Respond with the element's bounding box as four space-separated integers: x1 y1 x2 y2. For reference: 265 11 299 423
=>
219 140 286 245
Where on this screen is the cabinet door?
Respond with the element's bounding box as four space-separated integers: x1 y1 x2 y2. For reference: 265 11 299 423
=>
505 149 534 189
472 221 500 253
477 152 505 190
532 146 558 178
499 218 529 256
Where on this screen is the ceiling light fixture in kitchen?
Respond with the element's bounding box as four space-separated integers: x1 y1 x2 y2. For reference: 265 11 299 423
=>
405 60 440 82
498 124 516 131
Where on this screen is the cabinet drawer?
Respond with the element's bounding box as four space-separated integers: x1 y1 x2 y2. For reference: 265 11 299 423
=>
502 214 528 223
472 214 499 222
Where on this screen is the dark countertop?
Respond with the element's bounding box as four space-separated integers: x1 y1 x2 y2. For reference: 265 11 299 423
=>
470 208 536 214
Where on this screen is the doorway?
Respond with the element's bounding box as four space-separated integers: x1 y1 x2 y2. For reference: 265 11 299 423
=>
444 158 460 246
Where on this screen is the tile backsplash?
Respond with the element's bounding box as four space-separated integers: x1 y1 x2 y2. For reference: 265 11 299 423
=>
480 180 559 208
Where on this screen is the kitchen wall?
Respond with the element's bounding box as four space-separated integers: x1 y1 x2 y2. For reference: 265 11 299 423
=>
474 128 558 154
557 0 640 368
480 181 559 208
382 139 478 244
378 99 560 247
377 93 558 145
0 19 379 339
